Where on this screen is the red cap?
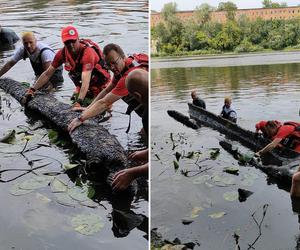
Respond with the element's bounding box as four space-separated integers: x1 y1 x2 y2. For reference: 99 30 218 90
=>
255 121 267 131
61 26 79 43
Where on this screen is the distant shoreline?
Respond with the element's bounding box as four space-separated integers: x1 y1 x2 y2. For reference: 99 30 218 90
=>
151 51 300 69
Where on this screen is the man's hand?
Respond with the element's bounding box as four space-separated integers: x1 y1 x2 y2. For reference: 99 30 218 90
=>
112 169 135 191
254 152 261 158
21 87 36 105
68 117 83 133
72 106 86 112
128 149 148 162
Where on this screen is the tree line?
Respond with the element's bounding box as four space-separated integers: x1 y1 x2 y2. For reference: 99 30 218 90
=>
151 1 300 56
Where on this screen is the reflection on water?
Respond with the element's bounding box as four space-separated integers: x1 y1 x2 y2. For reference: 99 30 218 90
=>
0 1 148 250
151 61 300 249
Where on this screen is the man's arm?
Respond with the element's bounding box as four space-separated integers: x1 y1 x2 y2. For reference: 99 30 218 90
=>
32 65 56 90
42 61 52 71
0 60 17 77
256 138 282 156
77 70 92 101
89 81 116 106
68 92 121 133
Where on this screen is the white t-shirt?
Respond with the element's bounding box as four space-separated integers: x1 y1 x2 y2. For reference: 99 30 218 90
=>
11 42 55 64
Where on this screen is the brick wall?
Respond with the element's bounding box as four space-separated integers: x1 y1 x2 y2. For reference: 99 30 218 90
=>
151 6 300 27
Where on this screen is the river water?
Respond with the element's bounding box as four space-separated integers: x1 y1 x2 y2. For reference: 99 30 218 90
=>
0 1 148 250
151 55 300 249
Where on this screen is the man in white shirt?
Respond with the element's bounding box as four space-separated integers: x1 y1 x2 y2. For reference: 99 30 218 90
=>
0 31 63 89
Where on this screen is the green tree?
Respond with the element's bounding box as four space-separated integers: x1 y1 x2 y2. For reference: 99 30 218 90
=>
194 3 215 25
217 1 237 21
262 0 287 8
161 2 177 22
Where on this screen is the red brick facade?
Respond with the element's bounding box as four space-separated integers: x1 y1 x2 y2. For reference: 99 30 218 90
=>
151 6 300 27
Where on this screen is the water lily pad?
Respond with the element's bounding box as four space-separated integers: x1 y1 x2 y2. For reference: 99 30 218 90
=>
209 212 226 219
19 175 52 190
223 166 239 175
22 135 33 141
0 129 16 144
63 163 79 171
10 183 34 196
241 178 254 186
55 193 78 207
192 174 210 185
190 206 204 218
80 199 98 208
68 186 89 202
223 191 239 201
71 213 104 235
48 130 58 143
173 160 179 171
51 177 68 193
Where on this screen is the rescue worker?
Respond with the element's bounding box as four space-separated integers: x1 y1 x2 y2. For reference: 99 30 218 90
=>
0 32 63 89
255 120 300 157
68 43 148 133
291 165 300 197
191 90 206 109
220 96 237 123
112 69 148 191
21 26 110 107
0 25 19 46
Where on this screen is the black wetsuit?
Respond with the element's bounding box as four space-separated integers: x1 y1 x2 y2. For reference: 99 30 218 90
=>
193 97 206 109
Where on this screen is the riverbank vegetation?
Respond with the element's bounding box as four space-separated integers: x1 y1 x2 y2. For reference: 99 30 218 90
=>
151 1 300 57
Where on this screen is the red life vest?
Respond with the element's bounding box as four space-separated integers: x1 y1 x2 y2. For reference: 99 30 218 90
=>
62 39 111 91
283 121 300 138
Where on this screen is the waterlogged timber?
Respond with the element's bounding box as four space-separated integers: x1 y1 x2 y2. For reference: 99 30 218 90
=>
0 1 148 249
151 58 300 249
0 78 127 175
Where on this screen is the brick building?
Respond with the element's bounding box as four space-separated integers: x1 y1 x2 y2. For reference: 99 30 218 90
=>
151 6 300 27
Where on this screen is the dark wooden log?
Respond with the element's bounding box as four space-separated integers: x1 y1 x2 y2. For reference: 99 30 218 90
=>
0 78 128 174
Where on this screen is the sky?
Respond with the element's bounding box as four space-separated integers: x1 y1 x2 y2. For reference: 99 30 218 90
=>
151 0 300 11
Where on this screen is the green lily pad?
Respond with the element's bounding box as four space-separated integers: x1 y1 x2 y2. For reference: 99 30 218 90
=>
63 163 79 171
192 175 210 185
223 166 239 175
68 186 89 202
19 175 52 190
71 213 104 235
209 212 226 219
173 160 179 171
223 191 239 201
54 193 78 207
48 130 58 143
10 183 34 196
80 199 98 208
190 206 204 218
51 177 68 193
0 129 16 144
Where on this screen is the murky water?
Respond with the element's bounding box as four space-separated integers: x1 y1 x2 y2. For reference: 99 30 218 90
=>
0 1 148 249
151 58 300 249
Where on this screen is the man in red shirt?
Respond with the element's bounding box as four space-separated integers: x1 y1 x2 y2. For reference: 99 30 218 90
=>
68 43 148 133
255 120 300 157
22 26 110 107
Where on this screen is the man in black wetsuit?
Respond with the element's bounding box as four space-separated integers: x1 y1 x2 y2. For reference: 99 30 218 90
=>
191 90 206 109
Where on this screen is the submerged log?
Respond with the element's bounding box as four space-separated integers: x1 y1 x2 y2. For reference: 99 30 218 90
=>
0 78 127 174
167 110 199 129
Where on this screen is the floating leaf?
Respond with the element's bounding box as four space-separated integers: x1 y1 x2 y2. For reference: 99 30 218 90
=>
210 148 220 160
185 151 194 159
71 213 104 235
51 177 68 193
48 130 58 143
87 186 95 199
192 175 210 185
223 166 239 175
182 218 193 225
238 188 254 202
241 178 254 187
209 212 226 219
223 191 239 201
175 152 181 161
68 186 89 202
55 193 78 207
63 163 79 171
19 175 52 190
190 206 204 218
22 135 33 141
35 192 51 203
10 183 34 196
0 129 16 144
173 160 179 171
80 199 98 208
